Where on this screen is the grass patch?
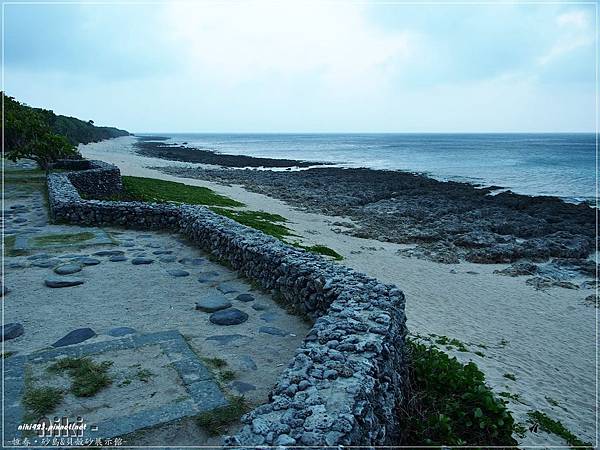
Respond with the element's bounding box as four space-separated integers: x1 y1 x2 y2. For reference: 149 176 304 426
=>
33 231 95 246
293 243 343 260
210 207 292 240
503 372 517 381
135 368 154 383
22 386 64 416
202 357 228 369
119 176 243 207
48 357 113 397
397 339 518 447
527 411 592 449
220 370 236 382
196 395 250 436
545 396 560 407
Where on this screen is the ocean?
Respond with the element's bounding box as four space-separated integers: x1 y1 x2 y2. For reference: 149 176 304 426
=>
146 133 596 204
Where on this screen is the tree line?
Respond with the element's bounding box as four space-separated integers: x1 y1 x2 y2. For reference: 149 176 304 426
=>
2 93 129 172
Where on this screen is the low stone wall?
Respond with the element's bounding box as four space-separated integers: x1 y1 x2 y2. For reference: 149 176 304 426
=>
47 160 409 447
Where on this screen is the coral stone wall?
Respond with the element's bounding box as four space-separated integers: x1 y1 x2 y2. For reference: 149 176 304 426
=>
47 160 408 447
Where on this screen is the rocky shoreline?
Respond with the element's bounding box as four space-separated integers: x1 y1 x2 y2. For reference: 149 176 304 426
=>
134 136 324 168
154 165 596 278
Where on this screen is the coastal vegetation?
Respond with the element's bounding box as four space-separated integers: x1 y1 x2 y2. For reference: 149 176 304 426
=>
22 386 64 417
48 357 113 397
3 93 128 171
398 339 518 447
196 395 250 436
120 176 243 207
527 411 592 449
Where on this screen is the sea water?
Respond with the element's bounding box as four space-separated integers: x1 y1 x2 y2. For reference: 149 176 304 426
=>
144 133 596 204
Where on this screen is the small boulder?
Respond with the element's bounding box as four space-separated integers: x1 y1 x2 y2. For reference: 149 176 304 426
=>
1 323 24 341
52 328 96 347
109 255 127 262
53 263 83 275
131 257 154 265
45 277 85 288
196 295 232 313
167 269 190 277
209 308 248 326
235 293 255 303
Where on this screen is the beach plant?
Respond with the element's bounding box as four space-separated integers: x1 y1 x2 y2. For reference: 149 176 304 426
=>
397 339 518 447
210 207 292 240
527 411 592 449
202 357 228 369
503 372 517 381
292 243 343 260
119 176 243 207
48 357 113 397
196 395 250 436
22 386 64 416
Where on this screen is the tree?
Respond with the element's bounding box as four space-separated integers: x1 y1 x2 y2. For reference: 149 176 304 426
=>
3 93 79 173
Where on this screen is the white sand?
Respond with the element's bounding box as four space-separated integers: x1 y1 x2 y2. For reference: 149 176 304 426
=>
80 136 597 446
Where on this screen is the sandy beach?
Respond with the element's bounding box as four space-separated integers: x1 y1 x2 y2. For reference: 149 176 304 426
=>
79 135 596 446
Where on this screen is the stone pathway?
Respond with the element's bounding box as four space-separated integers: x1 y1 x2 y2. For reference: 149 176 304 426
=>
3 160 311 446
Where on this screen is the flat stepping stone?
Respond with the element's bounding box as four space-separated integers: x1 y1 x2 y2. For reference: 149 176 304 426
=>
235 293 255 303
76 257 101 266
58 253 87 259
179 257 205 266
144 242 162 248
109 255 128 262
108 326 136 337
52 328 96 347
13 218 27 223
31 259 60 268
1 323 24 341
93 250 125 257
259 326 288 336
217 282 244 295
28 254 50 260
153 250 173 255
209 308 248 326
45 276 85 288
121 242 135 247
205 334 244 345
131 257 154 265
251 303 268 311
229 380 256 394
160 256 177 263
196 295 232 313
260 312 279 323
167 269 190 277
54 263 83 275
198 271 221 283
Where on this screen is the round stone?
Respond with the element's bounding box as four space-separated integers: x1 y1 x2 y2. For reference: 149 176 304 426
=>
52 328 96 347
1 323 24 341
32 259 60 268
209 308 248 326
167 269 190 277
45 276 85 288
131 257 154 265
251 303 268 311
196 295 232 313
53 263 83 275
160 256 177 263
235 293 255 303
109 255 127 262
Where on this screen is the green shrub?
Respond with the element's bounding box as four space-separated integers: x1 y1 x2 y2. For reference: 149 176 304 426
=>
397 340 518 447
22 387 64 416
196 396 250 436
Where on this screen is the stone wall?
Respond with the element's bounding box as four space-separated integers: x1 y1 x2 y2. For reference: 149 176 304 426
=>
47 160 409 447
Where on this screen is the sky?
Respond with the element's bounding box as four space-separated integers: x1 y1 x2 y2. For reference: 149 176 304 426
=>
2 0 597 133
